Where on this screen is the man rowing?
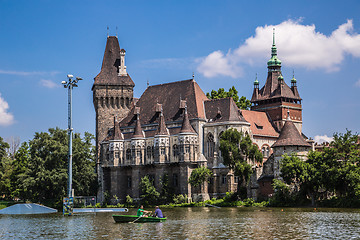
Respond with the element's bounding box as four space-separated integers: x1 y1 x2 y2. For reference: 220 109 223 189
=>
137 205 151 217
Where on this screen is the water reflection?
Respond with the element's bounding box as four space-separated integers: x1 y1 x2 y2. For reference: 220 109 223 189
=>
0 208 359 239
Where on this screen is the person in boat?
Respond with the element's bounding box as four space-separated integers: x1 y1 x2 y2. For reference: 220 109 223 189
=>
137 205 151 217
153 206 163 218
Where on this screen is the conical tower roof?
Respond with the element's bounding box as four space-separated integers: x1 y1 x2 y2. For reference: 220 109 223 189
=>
132 113 144 138
93 36 135 88
272 112 310 148
112 116 123 140
155 110 169 136
180 106 195 134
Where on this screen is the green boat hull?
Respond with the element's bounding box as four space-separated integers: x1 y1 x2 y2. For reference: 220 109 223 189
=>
113 214 167 223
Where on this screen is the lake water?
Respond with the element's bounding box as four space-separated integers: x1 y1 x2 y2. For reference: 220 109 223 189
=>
0 207 359 239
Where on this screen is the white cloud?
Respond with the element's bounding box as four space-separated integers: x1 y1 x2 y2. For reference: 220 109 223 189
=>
0 93 14 126
314 135 333 144
40 79 59 89
198 19 360 78
196 51 243 78
355 79 360 87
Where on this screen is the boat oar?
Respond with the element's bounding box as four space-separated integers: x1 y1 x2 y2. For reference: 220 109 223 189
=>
131 215 143 223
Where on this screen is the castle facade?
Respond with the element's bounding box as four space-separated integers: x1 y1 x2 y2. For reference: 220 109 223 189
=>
93 32 312 202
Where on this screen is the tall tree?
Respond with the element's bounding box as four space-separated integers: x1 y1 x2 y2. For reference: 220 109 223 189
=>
0 137 12 198
206 86 251 110
219 128 262 194
280 130 360 207
13 128 97 207
140 176 160 206
188 166 212 187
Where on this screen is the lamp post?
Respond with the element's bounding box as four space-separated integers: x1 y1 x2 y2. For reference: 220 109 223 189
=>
62 74 82 215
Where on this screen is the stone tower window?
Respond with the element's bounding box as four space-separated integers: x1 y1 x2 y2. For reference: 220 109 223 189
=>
173 144 179 157
126 149 131 161
206 133 215 158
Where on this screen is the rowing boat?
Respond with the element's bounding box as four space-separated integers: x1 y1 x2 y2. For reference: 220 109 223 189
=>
112 214 167 223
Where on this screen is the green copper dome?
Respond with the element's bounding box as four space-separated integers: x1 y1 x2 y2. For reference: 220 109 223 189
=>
291 76 297 83
278 74 284 81
254 74 259 85
267 28 282 67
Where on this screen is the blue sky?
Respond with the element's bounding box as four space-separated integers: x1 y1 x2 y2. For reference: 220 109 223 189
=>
0 0 360 144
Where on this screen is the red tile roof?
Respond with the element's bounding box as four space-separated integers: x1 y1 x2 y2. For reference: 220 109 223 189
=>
120 79 208 127
241 110 279 137
204 97 247 123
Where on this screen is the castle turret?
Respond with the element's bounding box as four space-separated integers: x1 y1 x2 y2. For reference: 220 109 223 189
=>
154 105 170 163
271 110 311 178
93 36 135 160
251 29 303 133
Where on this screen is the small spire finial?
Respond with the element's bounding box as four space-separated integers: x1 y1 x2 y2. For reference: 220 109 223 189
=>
107 26 109 37
273 28 275 46
192 72 195 80
147 79 149 88
116 26 118 37
293 70 295 78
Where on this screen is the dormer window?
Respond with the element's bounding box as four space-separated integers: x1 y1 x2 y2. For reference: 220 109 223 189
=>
255 123 263 130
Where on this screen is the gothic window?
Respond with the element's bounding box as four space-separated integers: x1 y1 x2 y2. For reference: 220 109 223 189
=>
234 176 239 183
173 144 179 157
127 176 132 188
126 149 131 161
185 146 190 153
206 133 215 158
222 175 227 185
160 147 165 155
147 146 152 159
131 146 135 158
262 145 270 158
115 151 119 159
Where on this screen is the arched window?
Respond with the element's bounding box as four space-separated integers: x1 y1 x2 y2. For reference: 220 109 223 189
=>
261 145 270 158
207 133 215 158
147 146 152 159
173 144 179 157
126 149 131 161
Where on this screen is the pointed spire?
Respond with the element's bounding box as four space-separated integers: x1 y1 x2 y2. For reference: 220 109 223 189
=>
291 70 297 85
132 111 144 138
155 107 169 136
252 73 259 100
112 116 123 140
267 28 282 69
272 27 276 46
254 73 259 86
180 105 195 133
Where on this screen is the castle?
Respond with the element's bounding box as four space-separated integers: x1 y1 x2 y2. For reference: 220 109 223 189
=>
92 31 313 202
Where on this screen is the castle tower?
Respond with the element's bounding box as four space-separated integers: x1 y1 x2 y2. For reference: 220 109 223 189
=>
92 36 135 158
251 29 303 133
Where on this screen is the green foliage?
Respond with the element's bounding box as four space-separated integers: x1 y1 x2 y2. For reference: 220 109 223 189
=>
278 130 360 207
219 128 262 188
125 195 133 207
206 86 251 110
140 176 160 206
173 194 188 204
0 137 12 199
270 179 294 207
8 128 97 207
159 174 175 204
188 167 212 187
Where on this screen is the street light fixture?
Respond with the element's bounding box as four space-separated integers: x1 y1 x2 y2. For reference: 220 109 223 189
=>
62 74 82 215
